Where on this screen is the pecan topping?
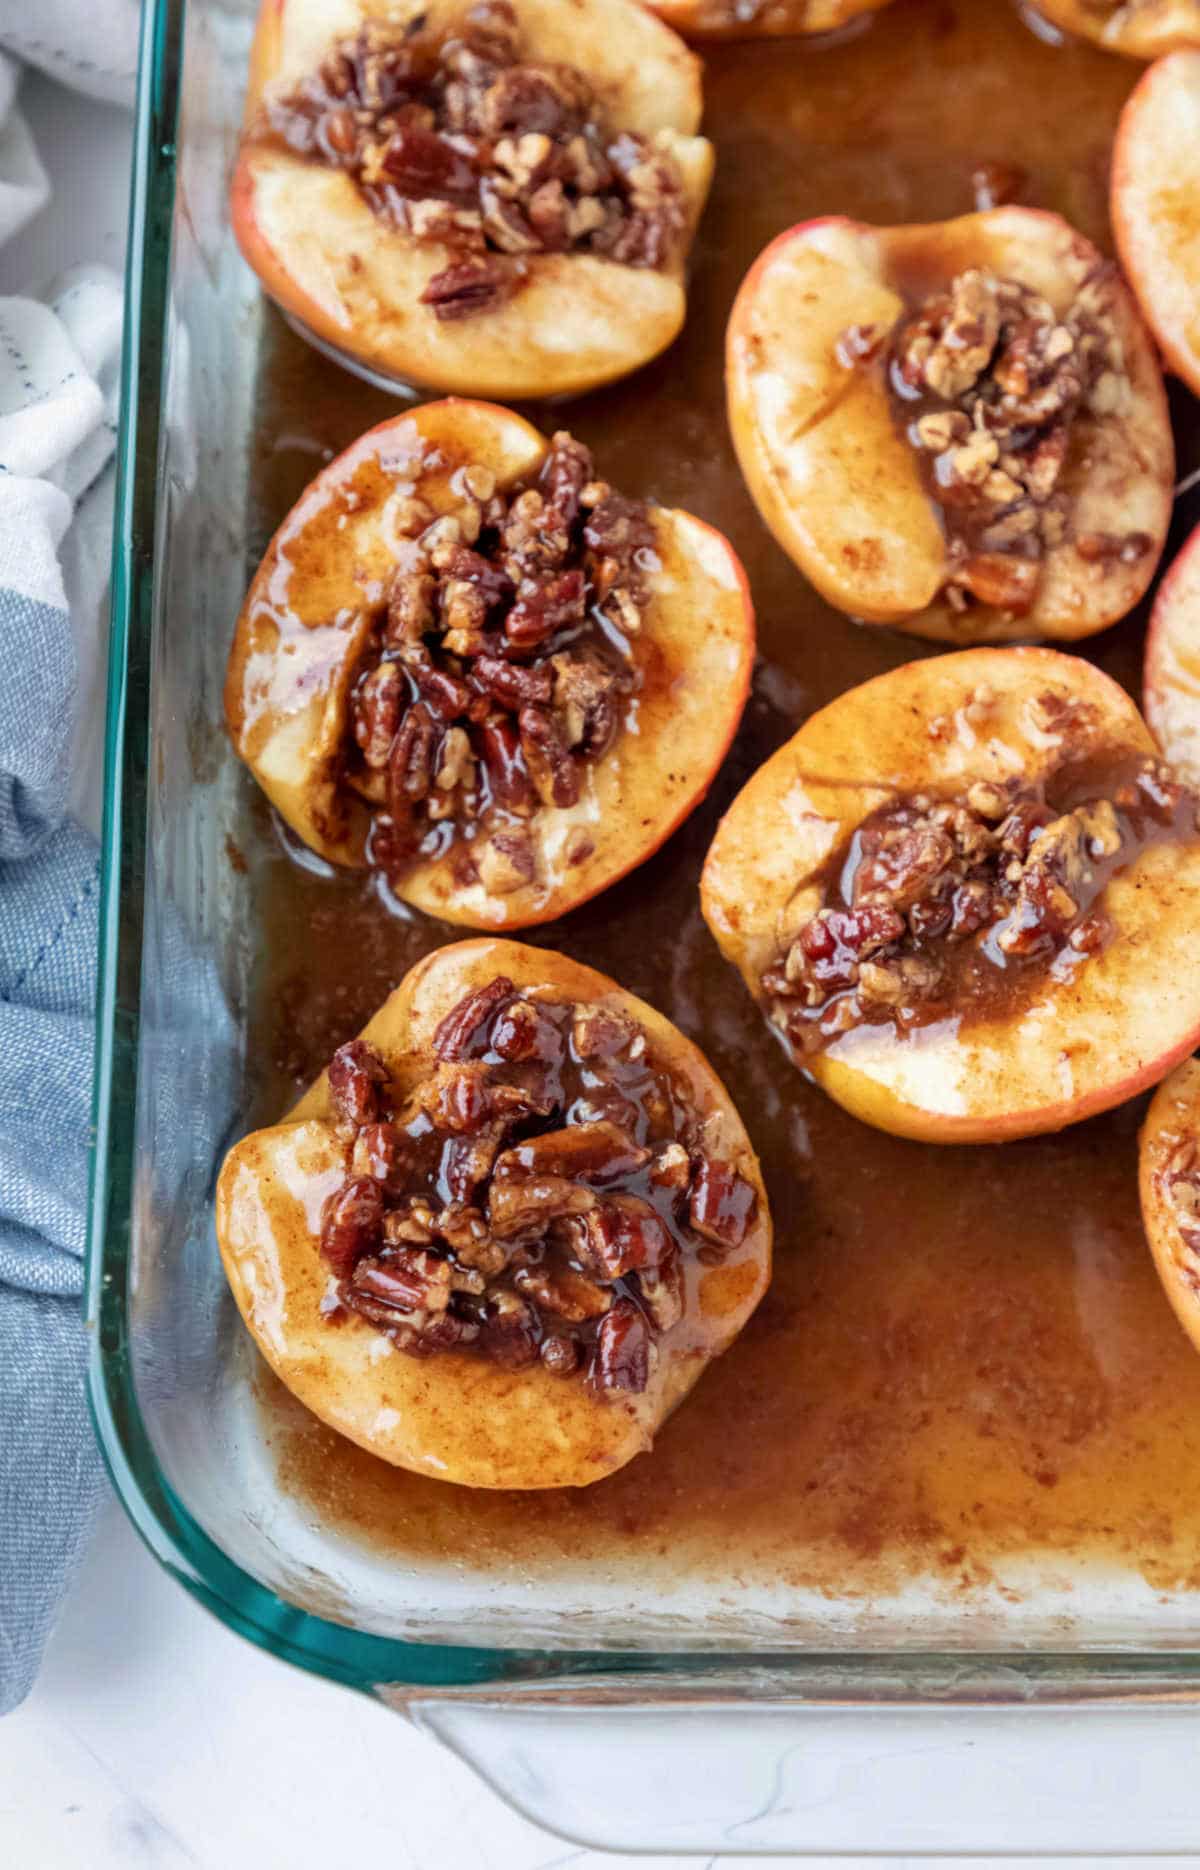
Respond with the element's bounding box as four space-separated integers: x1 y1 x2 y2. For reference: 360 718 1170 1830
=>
315 981 758 1394
763 743 1200 1051
342 431 651 892
263 2 685 321
862 265 1136 614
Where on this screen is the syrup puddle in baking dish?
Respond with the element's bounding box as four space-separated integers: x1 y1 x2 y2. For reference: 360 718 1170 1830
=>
235 0 1200 1632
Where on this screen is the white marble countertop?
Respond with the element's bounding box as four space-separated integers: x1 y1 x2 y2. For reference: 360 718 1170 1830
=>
5 55 1200 1870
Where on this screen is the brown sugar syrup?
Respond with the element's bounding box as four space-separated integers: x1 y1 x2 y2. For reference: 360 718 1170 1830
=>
237 0 1200 1613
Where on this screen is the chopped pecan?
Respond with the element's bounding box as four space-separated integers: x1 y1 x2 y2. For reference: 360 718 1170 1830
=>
637 1253 684 1333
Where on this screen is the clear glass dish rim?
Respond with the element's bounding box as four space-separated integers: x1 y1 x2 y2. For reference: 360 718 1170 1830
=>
81 0 1200 1703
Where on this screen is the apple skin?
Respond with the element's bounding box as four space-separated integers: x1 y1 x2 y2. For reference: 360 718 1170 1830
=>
231 0 713 400
1139 1057 1200 1361
701 645 1200 1145
645 0 893 42
215 938 773 1489
725 209 1174 644
225 398 756 929
1032 0 1200 60
1144 520 1200 785
1113 49 1200 400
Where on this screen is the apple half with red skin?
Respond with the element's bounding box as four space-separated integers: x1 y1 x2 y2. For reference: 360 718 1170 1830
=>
1112 50 1200 399
726 209 1174 643
231 0 713 399
1139 1056 1200 1361
1030 0 1200 60
645 0 893 43
215 939 772 1488
1143 519 1200 785
701 646 1200 1145
226 398 755 928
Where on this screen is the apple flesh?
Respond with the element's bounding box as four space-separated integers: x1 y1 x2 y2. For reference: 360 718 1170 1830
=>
1112 49 1200 400
215 939 773 1488
645 0 893 42
1144 519 1200 785
725 209 1174 643
1030 0 1200 60
1140 1057 1200 1361
701 646 1200 1144
226 398 755 927
231 0 713 399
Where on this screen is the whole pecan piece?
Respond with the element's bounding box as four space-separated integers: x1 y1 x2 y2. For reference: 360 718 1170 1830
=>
380 124 477 201
388 700 440 810
687 1157 757 1253
518 704 579 808
495 1120 650 1186
505 569 586 650
353 661 405 768
582 1195 672 1278
320 1176 384 1277
471 653 553 710
421 259 515 321
588 1298 651 1394
350 1248 453 1315
433 975 515 1059
351 1121 412 1192
328 1039 391 1126
477 717 536 814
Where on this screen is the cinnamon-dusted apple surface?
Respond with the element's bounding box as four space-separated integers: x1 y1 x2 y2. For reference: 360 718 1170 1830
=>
645 0 893 43
1030 0 1200 60
701 647 1200 1144
232 0 713 398
1144 520 1200 785
1112 50 1200 398
726 209 1173 643
216 940 771 1488
226 399 754 927
1139 1057 1200 1361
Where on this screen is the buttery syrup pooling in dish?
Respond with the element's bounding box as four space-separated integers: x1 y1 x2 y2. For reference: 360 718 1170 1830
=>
239 0 1200 1601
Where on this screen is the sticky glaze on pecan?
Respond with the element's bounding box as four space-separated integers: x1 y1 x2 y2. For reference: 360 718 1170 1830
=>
262 1 685 320
762 699 1200 1051
346 430 655 893
849 265 1145 613
317 979 757 1394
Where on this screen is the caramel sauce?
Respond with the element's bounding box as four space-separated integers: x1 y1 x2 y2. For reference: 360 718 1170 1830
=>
236 0 1200 1604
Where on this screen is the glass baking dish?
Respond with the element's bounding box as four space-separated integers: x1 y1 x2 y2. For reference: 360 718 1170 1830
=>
85 0 1200 1851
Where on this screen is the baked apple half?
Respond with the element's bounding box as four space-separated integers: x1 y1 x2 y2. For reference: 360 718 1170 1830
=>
1028 0 1200 60
226 399 754 927
1112 50 1200 398
644 0 893 43
1143 520 1200 785
1139 1057 1200 1361
231 0 713 398
701 647 1200 1144
726 209 1173 642
216 940 771 1487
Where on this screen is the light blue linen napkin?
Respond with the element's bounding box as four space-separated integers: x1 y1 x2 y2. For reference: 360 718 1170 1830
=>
0 268 124 1711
